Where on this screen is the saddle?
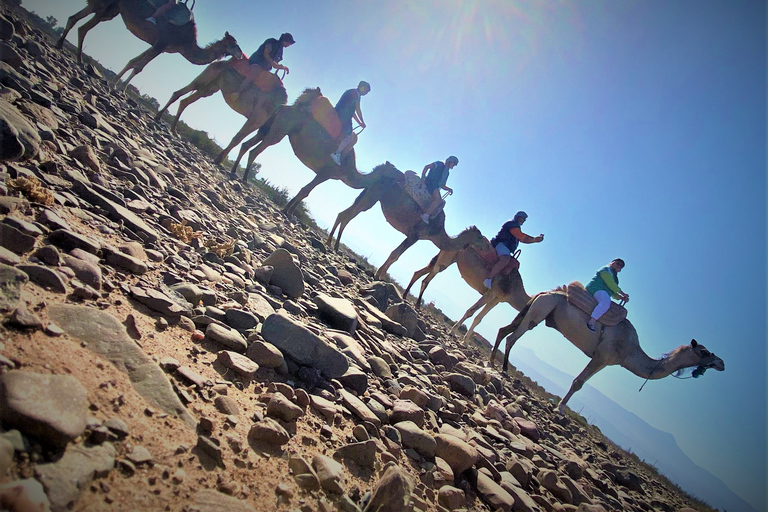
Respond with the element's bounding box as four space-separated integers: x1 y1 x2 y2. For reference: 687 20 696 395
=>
147 0 194 26
310 96 342 140
401 171 432 211
566 281 627 326
473 243 520 275
228 60 283 93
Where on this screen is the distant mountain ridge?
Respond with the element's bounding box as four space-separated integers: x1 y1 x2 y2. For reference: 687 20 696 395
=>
509 347 758 512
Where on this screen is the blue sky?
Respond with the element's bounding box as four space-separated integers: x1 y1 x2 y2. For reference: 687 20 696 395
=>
34 0 766 509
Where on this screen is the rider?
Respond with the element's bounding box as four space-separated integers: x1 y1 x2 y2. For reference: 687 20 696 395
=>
585 258 629 332
146 0 177 24
331 81 370 165
484 211 544 288
233 33 295 99
420 156 458 223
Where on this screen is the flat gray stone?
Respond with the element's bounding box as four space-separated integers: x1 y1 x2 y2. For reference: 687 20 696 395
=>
0 98 40 161
225 308 259 330
314 293 358 334
16 264 66 293
35 443 116 512
363 465 414 512
106 251 147 274
245 341 285 369
61 254 101 290
261 312 348 379
0 223 36 254
205 323 247 352
0 371 88 448
217 350 259 378
48 305 195 428
0 263 27 311
48 229 100 254
193 490 256 512
394 421 436 457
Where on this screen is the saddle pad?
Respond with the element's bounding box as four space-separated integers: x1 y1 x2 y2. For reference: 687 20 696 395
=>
402 171 432 211
566 281 627 326
227 61 283 93
310 96 342 140
472 245 520 275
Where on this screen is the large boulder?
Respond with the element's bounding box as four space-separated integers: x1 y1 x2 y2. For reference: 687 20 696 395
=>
313 292 358 334
261 312 348 379
363 465 414 512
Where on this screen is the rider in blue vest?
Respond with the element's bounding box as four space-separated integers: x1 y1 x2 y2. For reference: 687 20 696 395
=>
233 33 295 98
331 81 370 165
420 156 458 223
484 211 544 288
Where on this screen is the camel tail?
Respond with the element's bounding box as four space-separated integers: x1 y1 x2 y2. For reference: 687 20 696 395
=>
497 295 537 340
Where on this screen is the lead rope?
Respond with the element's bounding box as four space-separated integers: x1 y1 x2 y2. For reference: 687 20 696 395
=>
639 357 664 392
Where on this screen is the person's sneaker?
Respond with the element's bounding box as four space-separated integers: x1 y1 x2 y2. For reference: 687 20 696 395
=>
483 278 492 289
330 152 341 165
146 16 157 24
421 213 430 224
586 322 596 332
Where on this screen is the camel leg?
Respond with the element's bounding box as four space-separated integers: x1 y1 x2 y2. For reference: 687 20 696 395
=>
215 111 270 165
451 293 492 333
499 302 553 373
56 4 94 50
403 258 436 305
114 46 164 89
234 131 268 181
328 188 380 251
75 11 114 62
375 234 419 280
558 359 607 413
169 89 216 131
462 297 501 344
159 64 223 122
284 174 329 216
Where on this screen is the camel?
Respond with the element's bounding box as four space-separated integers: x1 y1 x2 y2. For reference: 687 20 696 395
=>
155 60 292 164
55 0 242 89
226 107 400 216
490 289 726 413
403 245 531 343
326 163 488 279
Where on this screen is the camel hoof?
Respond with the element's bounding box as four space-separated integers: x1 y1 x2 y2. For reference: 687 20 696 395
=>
55 40 64 50
229 172 238 180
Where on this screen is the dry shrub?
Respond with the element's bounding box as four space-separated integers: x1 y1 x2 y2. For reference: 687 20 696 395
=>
169 220 202 243
205 238 235 258
6 176 55 206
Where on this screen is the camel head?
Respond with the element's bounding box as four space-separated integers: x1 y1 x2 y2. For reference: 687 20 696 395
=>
218 32 242 59
673 339 725 378
689 339 725 374
294 87 322 107
463 226 486 248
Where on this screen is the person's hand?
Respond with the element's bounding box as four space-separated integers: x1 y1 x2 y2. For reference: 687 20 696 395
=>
360 121 366 129
446 188 453 195
280 65 290 74
621 293 630 302
536 234 544 242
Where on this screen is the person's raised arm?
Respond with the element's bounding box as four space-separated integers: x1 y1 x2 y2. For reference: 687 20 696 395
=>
510 227 544 244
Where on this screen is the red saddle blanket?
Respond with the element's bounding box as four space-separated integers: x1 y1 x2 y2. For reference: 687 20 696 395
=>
310 96 342 140
473 244 520 275
229 60 283 93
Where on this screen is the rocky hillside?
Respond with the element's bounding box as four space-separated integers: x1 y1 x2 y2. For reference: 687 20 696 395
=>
0 5 713 512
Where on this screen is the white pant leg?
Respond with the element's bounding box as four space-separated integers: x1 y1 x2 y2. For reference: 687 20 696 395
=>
590 290 611 320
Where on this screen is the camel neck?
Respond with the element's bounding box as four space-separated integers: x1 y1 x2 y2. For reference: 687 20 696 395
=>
180 43 220 65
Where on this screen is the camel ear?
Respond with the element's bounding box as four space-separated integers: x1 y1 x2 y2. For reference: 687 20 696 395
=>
386 160 391 165
225 31 230 37
691 339 698 347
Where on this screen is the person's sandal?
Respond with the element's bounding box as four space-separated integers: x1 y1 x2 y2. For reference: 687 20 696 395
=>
586 323 596 332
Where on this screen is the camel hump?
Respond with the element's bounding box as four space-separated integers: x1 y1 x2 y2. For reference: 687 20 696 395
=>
401 171 432 211
566 281 627 325
310 96 342 140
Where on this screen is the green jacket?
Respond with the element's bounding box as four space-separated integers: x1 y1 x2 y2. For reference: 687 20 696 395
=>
586 265 623 299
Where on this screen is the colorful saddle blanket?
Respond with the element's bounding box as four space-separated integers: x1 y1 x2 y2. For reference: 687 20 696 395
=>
310 96 342 140
566 281 627 326
401 171 432 211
